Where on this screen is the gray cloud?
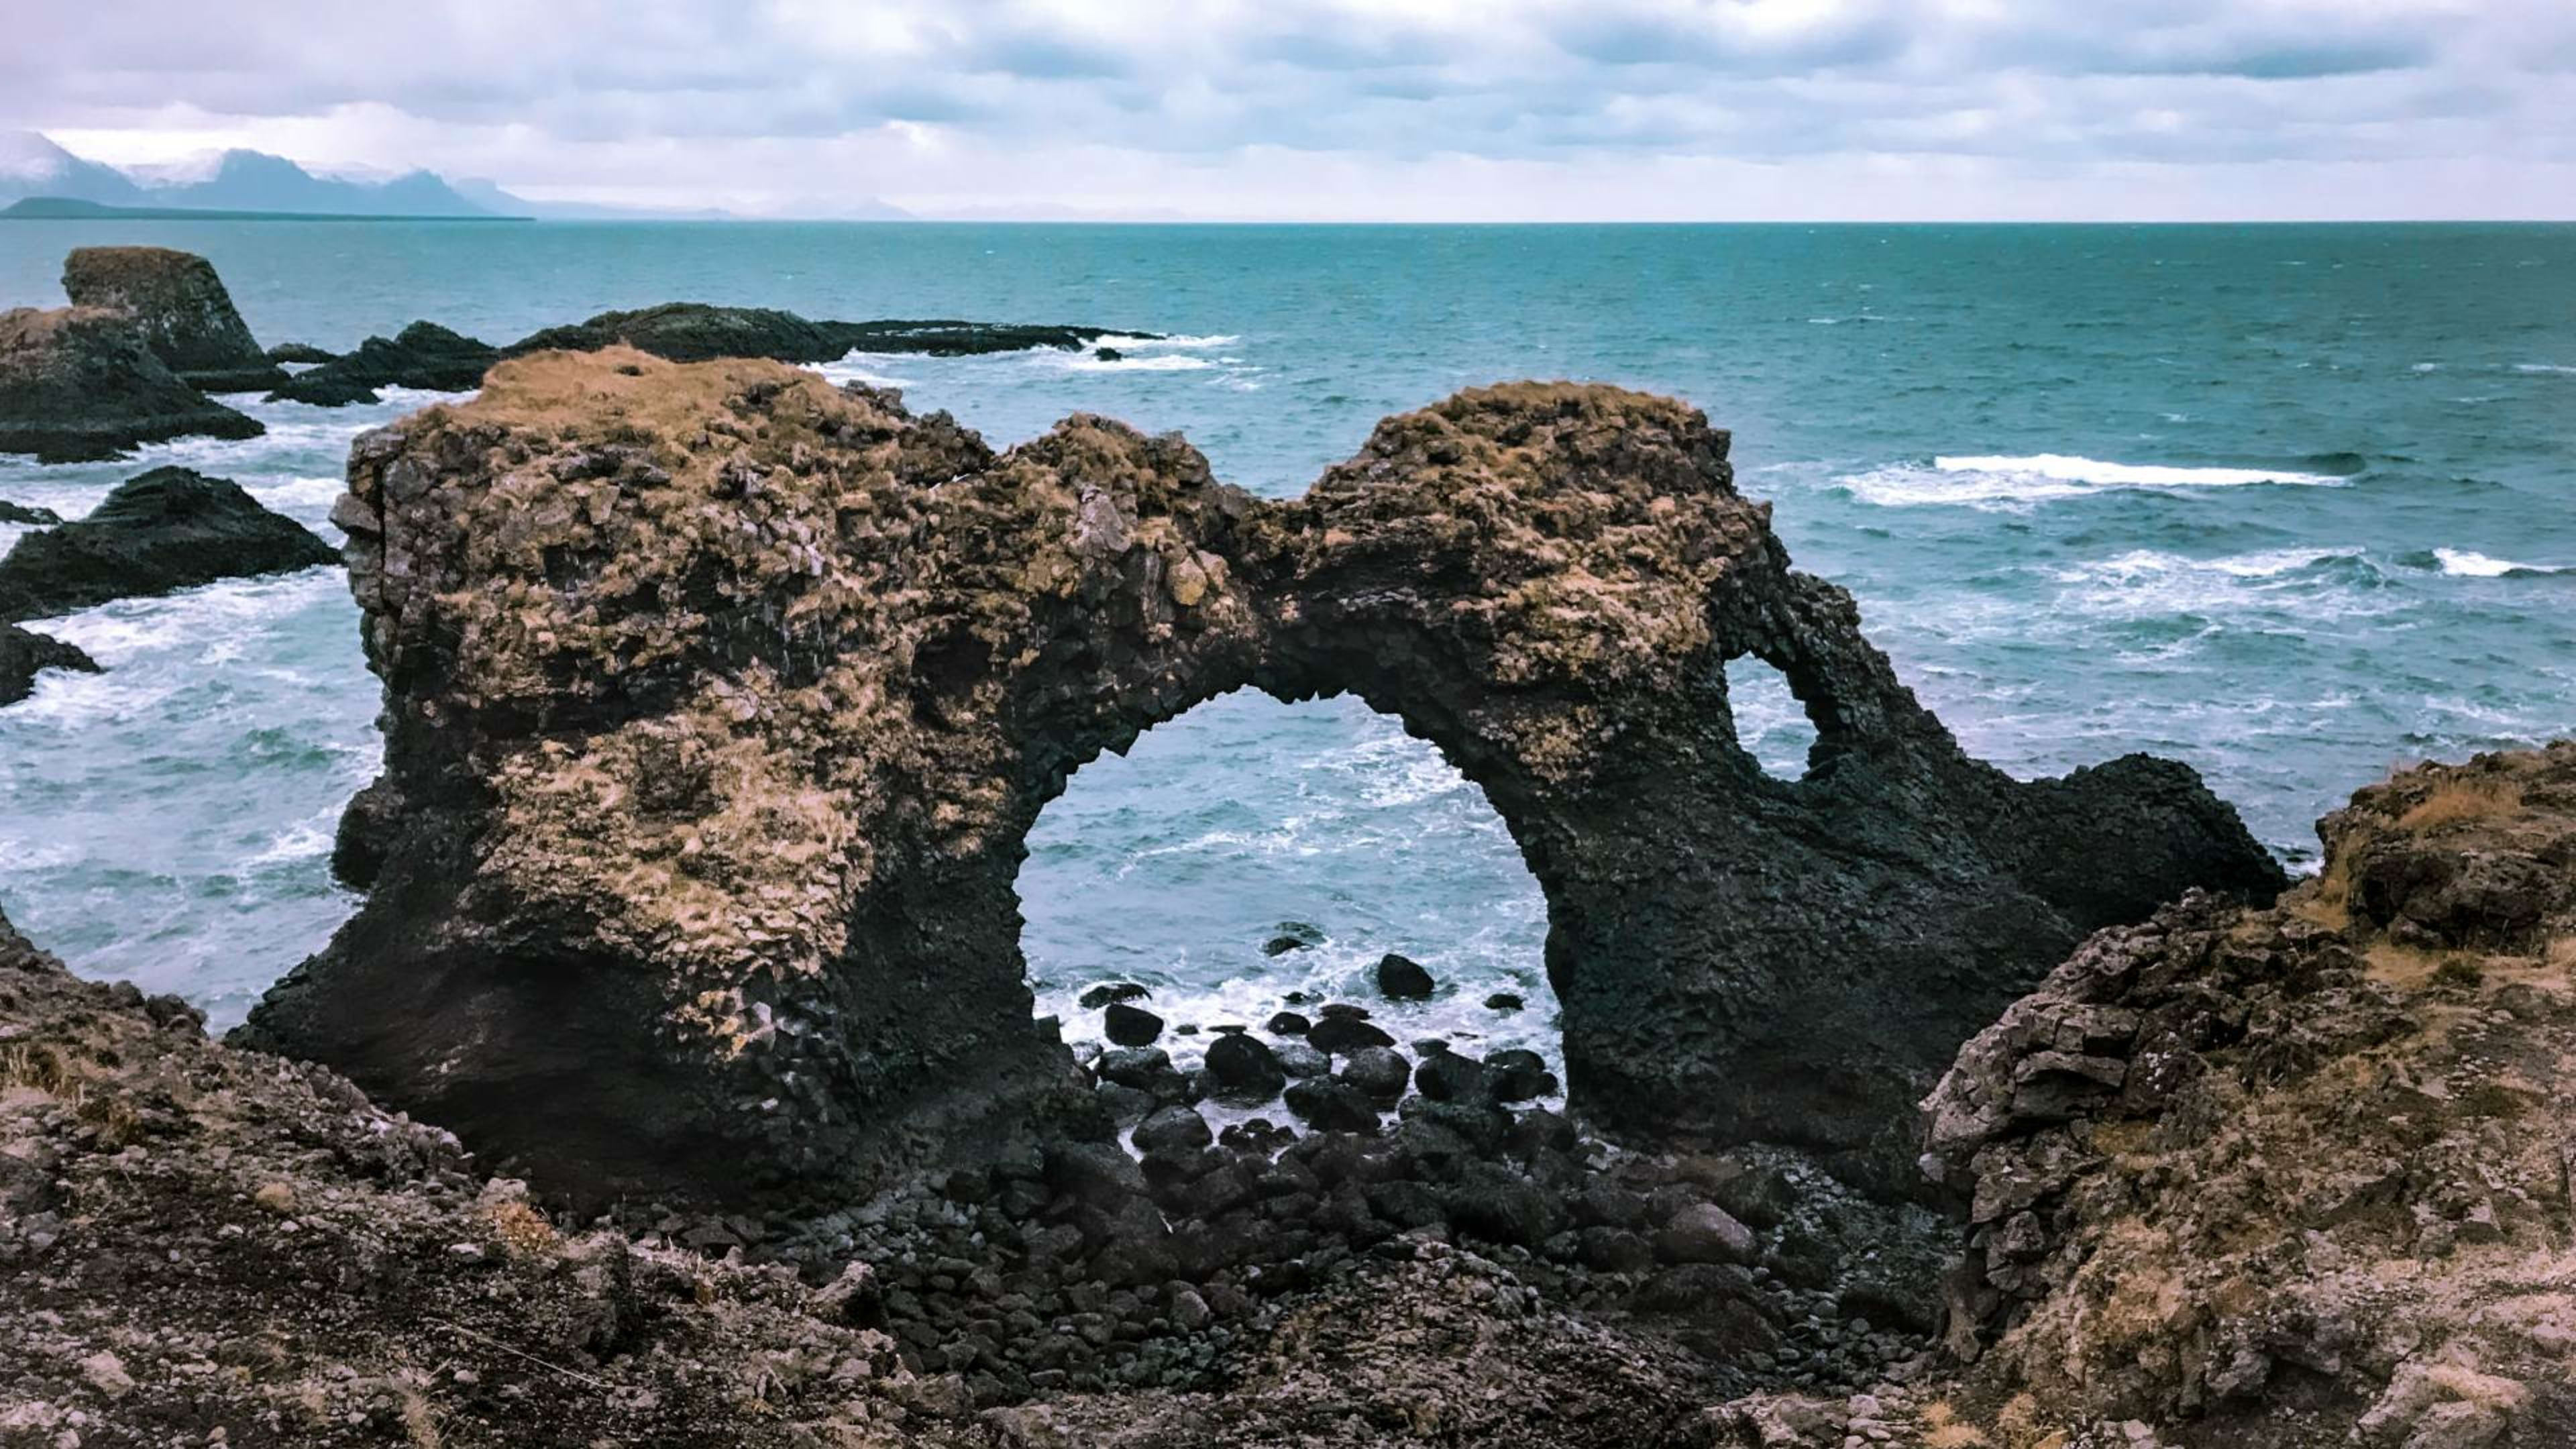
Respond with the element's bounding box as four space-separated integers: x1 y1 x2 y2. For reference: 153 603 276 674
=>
4 0 2569 218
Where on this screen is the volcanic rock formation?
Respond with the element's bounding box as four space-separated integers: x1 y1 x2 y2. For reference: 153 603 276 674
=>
504 303 1131 365
0 622 98 704
239 350 2280 1205
60 245 286 392
0 305 264 462
265 321 501 406
1923 743 2576 1447
0 466 339 623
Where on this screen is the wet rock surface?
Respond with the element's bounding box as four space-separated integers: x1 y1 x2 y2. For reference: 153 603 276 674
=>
505 304 1138 366
238 350 2280 1205
0 305 264 462
0 622 99 704
1921 743 2576 1447
266 321 502 405
0 466 338 623
60 245 286 393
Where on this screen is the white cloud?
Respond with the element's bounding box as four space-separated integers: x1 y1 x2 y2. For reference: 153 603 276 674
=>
7 0 2572 218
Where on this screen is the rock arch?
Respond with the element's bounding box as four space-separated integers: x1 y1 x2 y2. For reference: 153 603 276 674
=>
239 349 2282 1203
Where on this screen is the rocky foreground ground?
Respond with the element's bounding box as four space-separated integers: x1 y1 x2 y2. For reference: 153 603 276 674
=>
7 743 2575 1446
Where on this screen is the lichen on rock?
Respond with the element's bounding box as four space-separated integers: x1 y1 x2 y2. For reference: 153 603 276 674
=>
1924 742 2576 1446
241 349 2282 1205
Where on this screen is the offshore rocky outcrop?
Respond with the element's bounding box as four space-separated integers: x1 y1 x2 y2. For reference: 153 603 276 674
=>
0 466 338 624
241 348 2279 1206
60 245 287 392
1922 744 2576 1447
0 623 98 704
268 305 1144 407
0 305 264 462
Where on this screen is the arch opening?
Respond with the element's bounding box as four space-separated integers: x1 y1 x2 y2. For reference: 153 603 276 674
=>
1725 654 1822 781
1016 689 1564 1129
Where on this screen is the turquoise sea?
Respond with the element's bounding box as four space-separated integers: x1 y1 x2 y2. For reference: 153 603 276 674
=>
2 221 2571 1075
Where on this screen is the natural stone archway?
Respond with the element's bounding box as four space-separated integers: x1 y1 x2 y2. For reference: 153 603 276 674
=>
238 348 2283 1204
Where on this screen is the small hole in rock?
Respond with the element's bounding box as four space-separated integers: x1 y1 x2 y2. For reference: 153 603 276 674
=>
1725 655 1817 781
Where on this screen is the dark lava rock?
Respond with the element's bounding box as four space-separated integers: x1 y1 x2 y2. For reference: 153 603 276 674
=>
1317 1002 1372 1020
1092 1081 1155 1126
1203 1032 1286 1102
1413 1048 1489 1104
1579 1226 1655 1273
1485 991 1525 1013
1273 1042 1330 1079
506 306 1142 365
1654 1202 1756 1265
1131 1105 1212 1160
266 342 338 366
0 468 337 623
61 246 284 392
1305 1015 1397 1056
1443 1166 1560 1247
1095 1048 1177 1091
0 623 99 705
1484 1049 1558 1104
0 500 60 526
267 321 499 405
1093 347 1124 362
0 306 264 462
1043 1141 1148 1209
1079 983 1152 1010
1377 953 1436 1000
1337 1046 1411 1104
1264 1011 1310 1036
1263 922 1323 956
1103 1002 1163 1046
1283 1079 1380 1133
1697 1157 1799 1230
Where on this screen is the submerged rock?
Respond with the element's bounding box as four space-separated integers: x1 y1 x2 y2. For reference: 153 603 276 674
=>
266 320 499 405
240 352 2280 1204
0 306 264 462
0 623 99 704
1079 981 1152 1010
0 467 338 623
60 245 284 392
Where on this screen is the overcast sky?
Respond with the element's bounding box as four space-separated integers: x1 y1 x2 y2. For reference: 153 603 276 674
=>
9 0 2573 220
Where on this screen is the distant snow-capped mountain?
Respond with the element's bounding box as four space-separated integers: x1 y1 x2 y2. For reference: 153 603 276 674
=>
0 132 509 217
0 131 150 206
0 131 909 221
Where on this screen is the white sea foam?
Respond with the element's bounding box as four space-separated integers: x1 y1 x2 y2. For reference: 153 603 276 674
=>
2514 363 2576 376
1051 353 1217 373
1839 453 2345 510
2434 548 2565 578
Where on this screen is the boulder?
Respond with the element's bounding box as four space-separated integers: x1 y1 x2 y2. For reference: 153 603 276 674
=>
1338 1046 1411 1103
0 500 61 526
1377 953 1436 1000
237 354 2284 1203
1079 983 1151 1010
1283 1079 1381 1134
1102 1002 1163 1046
0 306 264 462
1413 1048 1488 1104
1654 1202 1757 1265
1130 1105 1212 1161
1484 991 1525 1013
0 623 99 705
1272 1042 1330 1079
1202 1032 1286 1102
1483 1049 1558 1104
1264 1010 1309 1036
60 246 284 392
266 321 498 405
1306 1015 1398 1056
0 468 336 623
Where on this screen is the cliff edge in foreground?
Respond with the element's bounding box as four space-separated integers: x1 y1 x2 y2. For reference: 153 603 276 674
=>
1925 743 2576 1448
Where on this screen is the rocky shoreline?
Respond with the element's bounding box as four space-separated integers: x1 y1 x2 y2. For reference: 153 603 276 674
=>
1 250 2569 1446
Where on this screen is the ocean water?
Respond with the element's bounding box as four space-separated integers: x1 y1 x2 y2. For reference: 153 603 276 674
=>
3 222 2573 1079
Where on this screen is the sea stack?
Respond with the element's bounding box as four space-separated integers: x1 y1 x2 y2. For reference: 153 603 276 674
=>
61 246 287 392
